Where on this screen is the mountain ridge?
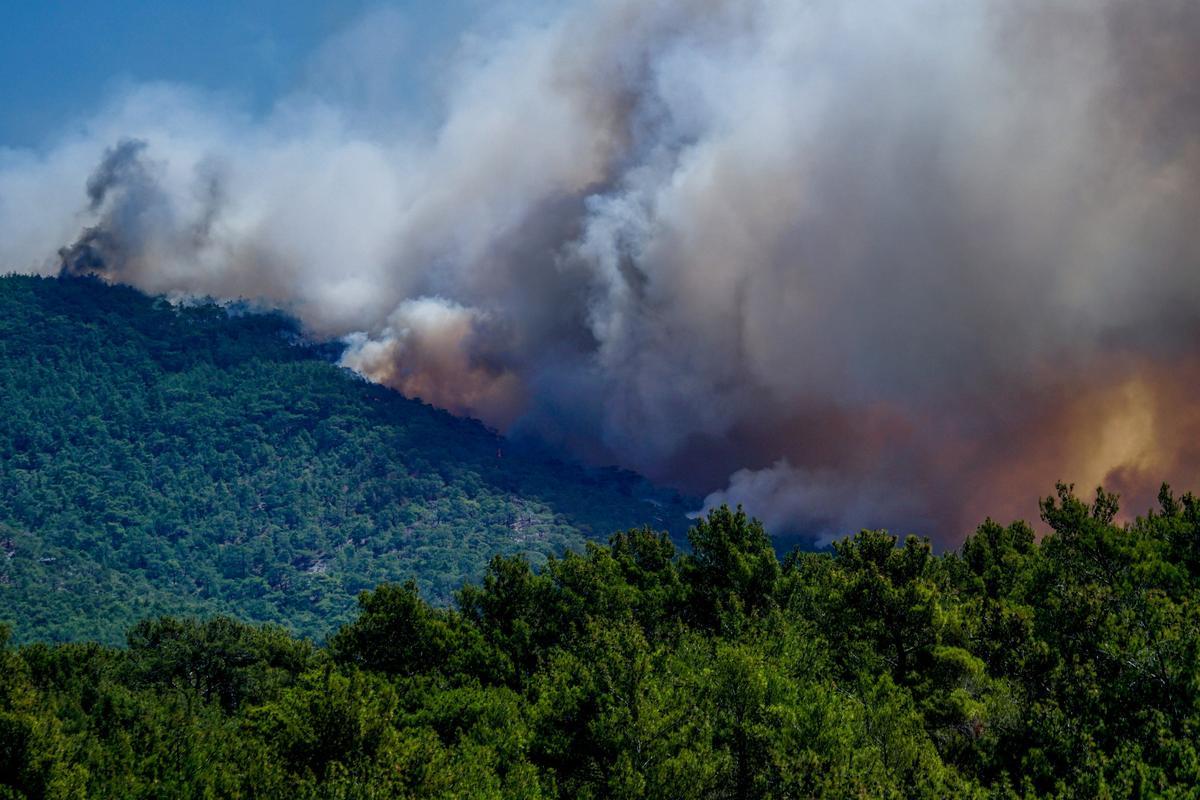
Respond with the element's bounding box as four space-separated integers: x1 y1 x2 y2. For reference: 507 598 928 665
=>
0 274 692 644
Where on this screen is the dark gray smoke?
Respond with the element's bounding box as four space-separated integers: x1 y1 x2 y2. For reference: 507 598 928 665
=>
3 0 1199 543
84 139 149 210
58 139 153 277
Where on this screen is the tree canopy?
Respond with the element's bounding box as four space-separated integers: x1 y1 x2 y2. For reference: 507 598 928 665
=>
0 275 691 644
3 487 1200 798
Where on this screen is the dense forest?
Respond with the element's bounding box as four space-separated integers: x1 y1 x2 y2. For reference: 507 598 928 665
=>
4 276 1199 798
3 487 1200 798
0 275 691 644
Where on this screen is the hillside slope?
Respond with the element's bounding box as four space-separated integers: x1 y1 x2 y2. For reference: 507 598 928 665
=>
0 275 690 644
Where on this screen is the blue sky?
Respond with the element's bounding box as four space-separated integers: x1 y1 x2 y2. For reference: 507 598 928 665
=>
0 1 481 148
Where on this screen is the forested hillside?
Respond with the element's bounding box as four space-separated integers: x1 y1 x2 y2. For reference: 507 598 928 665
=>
3 490 1199 798
0 275 690 644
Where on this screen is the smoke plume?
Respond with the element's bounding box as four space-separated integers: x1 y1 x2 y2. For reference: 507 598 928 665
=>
2 0 1198 543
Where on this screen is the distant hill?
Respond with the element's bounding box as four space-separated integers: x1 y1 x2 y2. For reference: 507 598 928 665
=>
0 275 692 644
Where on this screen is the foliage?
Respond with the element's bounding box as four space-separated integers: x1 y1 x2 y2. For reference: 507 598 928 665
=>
4 486 1200 798
0 275 691 644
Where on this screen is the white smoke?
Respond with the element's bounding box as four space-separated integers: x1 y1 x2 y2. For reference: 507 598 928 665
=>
2 0 1198 542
